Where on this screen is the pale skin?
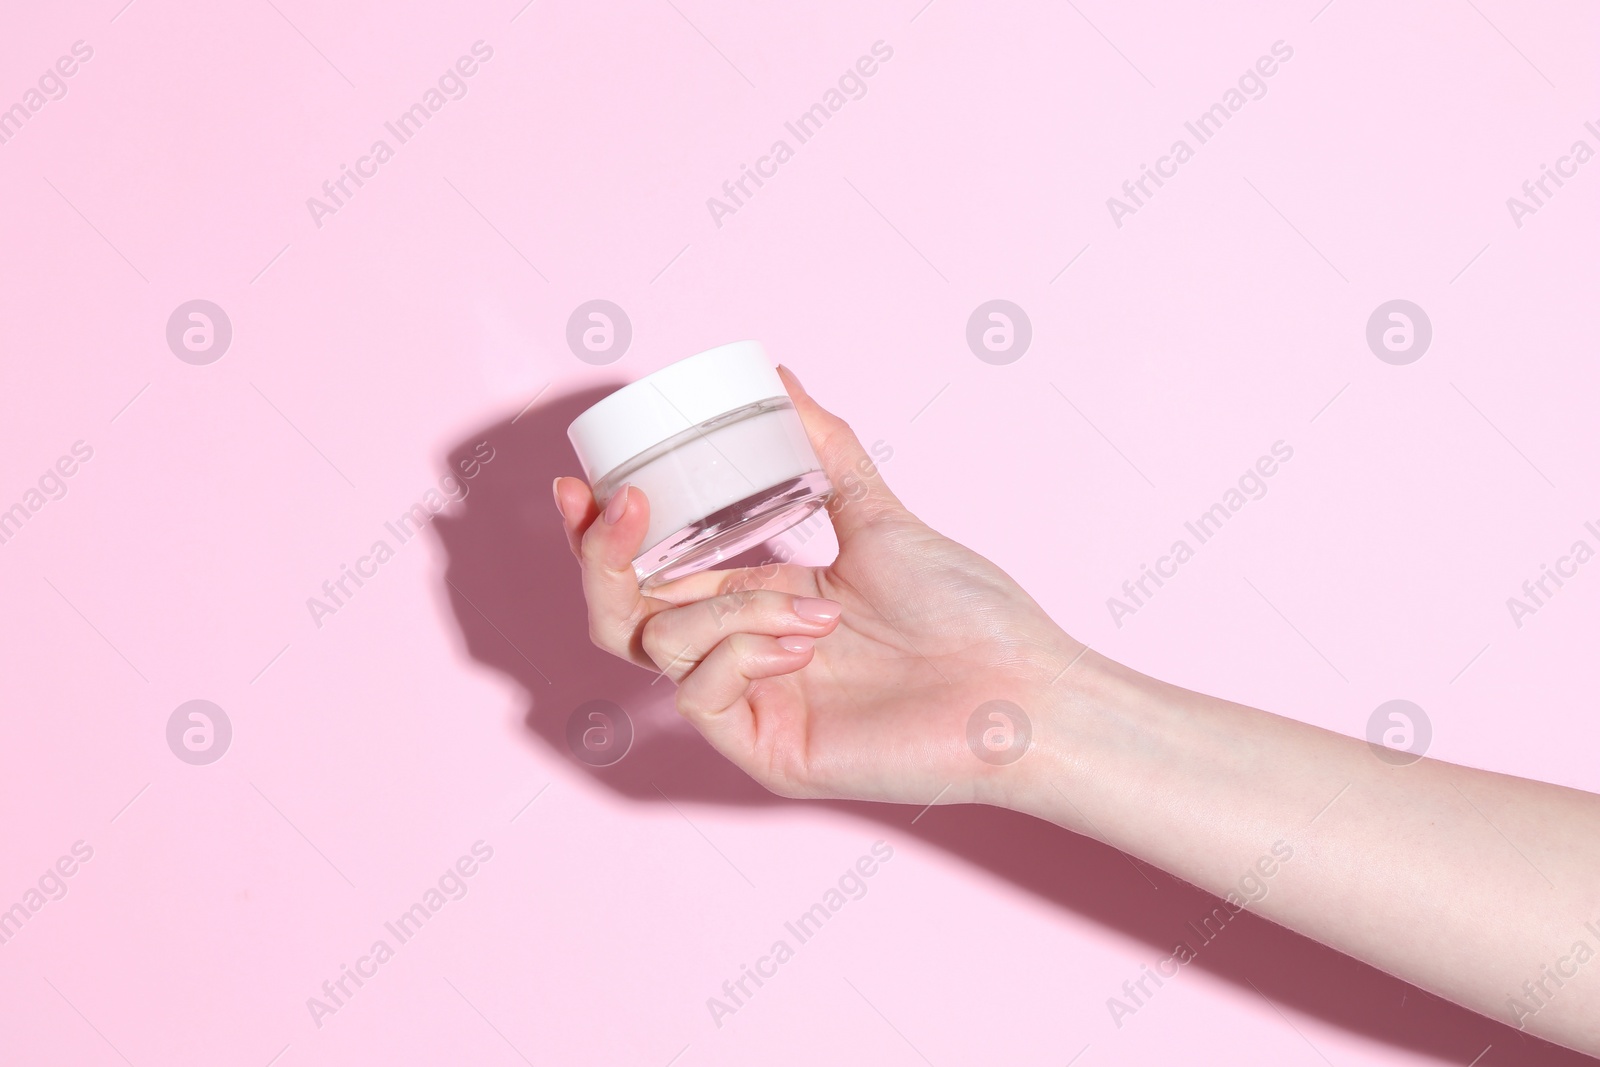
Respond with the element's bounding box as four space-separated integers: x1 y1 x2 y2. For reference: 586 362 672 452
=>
553 366 1600 1057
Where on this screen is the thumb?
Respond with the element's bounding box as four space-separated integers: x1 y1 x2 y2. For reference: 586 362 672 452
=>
777 364 912 541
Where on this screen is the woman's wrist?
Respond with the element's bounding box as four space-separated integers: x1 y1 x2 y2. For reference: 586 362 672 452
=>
996 642 1157 828
956 632 1155 824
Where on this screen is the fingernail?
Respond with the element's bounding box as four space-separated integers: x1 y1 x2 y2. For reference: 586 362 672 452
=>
603 485 629 525
777 364 807 393
778 635 814 654
793 597 841 622
551 478 564 517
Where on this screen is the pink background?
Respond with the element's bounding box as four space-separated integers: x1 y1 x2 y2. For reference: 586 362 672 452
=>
3 0 1598 1063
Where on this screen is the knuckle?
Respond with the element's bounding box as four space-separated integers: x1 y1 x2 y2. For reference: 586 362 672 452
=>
635 614 657 657
637 612 670 665
579 519 617 564
708 587 768 626
718 567 773 599
705 593 742 628
727 632 763 666
588 612 639 660
723 572 758 598
580 534 608 568
818 419 859 461
673 688 699 720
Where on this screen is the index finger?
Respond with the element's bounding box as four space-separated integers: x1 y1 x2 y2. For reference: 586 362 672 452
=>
570 482 664 667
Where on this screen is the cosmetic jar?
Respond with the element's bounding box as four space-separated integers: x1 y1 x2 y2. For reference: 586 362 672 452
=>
567 341 834 585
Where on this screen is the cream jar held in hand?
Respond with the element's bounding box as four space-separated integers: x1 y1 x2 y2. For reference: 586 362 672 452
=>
566 341 834 585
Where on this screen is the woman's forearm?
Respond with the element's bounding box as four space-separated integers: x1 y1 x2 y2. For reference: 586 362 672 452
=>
1012 646 1600 1054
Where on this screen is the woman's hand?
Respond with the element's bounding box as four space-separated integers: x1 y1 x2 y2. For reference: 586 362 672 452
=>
553 366 1081 810
560 368 1600 1057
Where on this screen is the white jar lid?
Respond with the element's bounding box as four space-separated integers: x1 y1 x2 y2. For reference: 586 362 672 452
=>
566 340 788 483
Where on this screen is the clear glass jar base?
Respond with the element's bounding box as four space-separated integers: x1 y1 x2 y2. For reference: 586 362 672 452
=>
634 471 833 586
